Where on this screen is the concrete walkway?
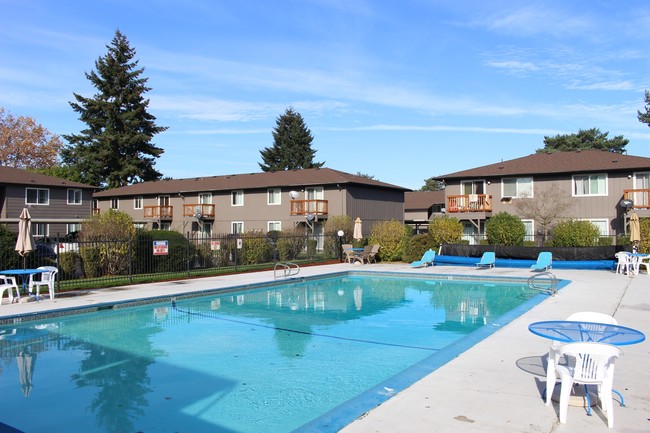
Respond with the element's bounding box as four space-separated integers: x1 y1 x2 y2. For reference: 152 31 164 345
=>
1 263 648 433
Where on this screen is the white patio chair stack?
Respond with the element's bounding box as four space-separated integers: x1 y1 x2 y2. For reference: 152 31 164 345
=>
551 342 622 428
28 266 58 300
0 275 19 305
545 312 617 406
614 252 633 275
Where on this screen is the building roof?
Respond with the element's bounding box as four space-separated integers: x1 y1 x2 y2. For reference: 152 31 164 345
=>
436 150 650 180
404 190 445 211
94 167 410 197
0 166 96 189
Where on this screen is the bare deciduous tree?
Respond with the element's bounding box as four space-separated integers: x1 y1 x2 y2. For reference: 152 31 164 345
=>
514 184 572 240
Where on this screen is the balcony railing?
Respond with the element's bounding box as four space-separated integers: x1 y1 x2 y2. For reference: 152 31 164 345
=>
623 189 650 209
290 199 328 216
446 194 492 213
144 205 173 219
183 204 216 219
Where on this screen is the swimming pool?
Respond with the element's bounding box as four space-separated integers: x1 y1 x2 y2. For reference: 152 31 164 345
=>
0 272 553 432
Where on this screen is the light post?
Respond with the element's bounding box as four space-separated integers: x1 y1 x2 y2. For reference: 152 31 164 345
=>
337 230 345 262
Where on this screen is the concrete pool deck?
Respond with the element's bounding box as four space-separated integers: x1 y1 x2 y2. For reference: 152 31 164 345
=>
1 263 648 433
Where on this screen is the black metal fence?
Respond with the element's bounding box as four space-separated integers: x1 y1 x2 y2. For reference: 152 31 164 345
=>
0 233 342 292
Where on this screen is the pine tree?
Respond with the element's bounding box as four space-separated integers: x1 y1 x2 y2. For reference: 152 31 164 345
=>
639 90 650 128
62 30 167 188
259 107 324 171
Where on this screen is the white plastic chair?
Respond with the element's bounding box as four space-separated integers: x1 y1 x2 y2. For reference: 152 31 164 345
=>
0 275 20 304
551 342 622 428
545 312 617 406
615 252 632 275
28 266 58 300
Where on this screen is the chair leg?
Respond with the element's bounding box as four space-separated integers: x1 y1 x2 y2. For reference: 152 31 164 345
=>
558 376 574 424
545 352 556 406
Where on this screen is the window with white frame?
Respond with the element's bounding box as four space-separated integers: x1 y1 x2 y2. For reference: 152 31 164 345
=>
201 222 212 237
160 222 171 231
461 180 484 195
586 219 609 236
305 186 324 200
573 174 607 196
110 198 119 209
522 219 534 242
633 172 649 207
31 223 48 238
67 189 82 205
231 190 244 206
26 188 49 205
134 196 143 209
502 177 533 198
199 193 212 204
67 223 82 234
268 221 281 232
232 222 244 234
268 188 281 205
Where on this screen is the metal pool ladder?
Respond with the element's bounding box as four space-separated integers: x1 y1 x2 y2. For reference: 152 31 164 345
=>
274 262 300 279
527 271 558 296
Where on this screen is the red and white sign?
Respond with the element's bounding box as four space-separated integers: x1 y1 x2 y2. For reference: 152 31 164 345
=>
153 240 169 256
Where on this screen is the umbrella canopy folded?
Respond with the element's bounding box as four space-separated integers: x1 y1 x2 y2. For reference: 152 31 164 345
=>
353 217 363 241
630 211 641 244
15 208 35 257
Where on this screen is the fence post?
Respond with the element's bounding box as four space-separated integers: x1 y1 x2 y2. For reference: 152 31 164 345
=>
186 234 191 276
129 237 133 284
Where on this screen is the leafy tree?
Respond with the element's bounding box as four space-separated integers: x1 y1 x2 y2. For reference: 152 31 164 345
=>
514 184 572 240
536 128 628 154
62 30 167 188
259 107 324 171
0 107 63 169
368 220 410 262
420 177 445 191
355 172 375 180
485 212 526 245
80 209 136 276
639 90 650 128
428 216 463 247
550 220 600 247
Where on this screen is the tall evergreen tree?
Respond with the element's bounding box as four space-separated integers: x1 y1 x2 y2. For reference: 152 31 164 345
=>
638 90 650 128
62 30 167 188
536 128 628 154
259 107 324 171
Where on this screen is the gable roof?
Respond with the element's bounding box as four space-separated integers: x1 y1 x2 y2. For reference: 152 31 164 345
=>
404 191 444 211
436 150 650 180
94 167 409 197
0 166 96 189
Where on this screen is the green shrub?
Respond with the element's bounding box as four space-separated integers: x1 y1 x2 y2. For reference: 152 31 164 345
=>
80 210 136 276
428 216 463 247
277 228 307 261
135 230 194 273
58 251 84 279
598 237 613 246
0 225 19 269
640 218 650 254
241 231 273 265
368 220 410 262
550 220 600 247
403 234 435 263
307 239 318 258
485 212 526 245
323 215 353 257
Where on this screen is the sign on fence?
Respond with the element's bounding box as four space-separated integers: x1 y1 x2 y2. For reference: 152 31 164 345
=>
211 240 221 251
153 240 169 256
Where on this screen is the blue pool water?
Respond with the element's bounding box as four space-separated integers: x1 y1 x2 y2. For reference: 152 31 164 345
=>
0 273 548 433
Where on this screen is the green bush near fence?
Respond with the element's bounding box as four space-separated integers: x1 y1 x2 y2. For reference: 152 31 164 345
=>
241 231 274 265
277 228 307 261
550 220 601 247
428 216 463 248
0 225 19 269
58 251 83 279
403 233 435 263
485 212 526 246
135 230 196 273
369 219 410 262
323 215 353 258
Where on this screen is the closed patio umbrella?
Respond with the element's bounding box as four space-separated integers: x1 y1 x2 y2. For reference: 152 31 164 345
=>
353 217 363 241
16 350 36 398
630 211 641 244
15 208 35 267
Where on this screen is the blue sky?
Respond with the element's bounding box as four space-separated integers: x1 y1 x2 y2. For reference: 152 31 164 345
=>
2 1 649 190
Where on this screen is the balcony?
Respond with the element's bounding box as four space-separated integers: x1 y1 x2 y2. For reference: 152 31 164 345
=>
144 205 173 219
183 204 216 219
446 194 492 213
290 199 328 216
623 189 650 210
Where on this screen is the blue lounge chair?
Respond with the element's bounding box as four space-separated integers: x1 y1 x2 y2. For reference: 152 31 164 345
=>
531 252 552 271
410 249 436 267
475 252 495 268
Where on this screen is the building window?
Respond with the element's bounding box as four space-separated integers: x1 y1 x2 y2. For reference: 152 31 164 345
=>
67 223 82 234
134 223 147 230
31 223 48 238
502 177 533 198
199 193 212 204
110 198 119 209
573 174 607 196
522 219 534 242
268 221 281 232
232 222 244 234
26 188 49 205
585 219 609 236
67 189 82 205
231 190 244 206
134 196 143 209
160 222 171 231
268 188 281 205
201 222 212 237
633 172 649 207
305 186 324 200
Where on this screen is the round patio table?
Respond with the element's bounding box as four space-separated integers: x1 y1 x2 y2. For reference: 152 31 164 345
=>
528 320 645 345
